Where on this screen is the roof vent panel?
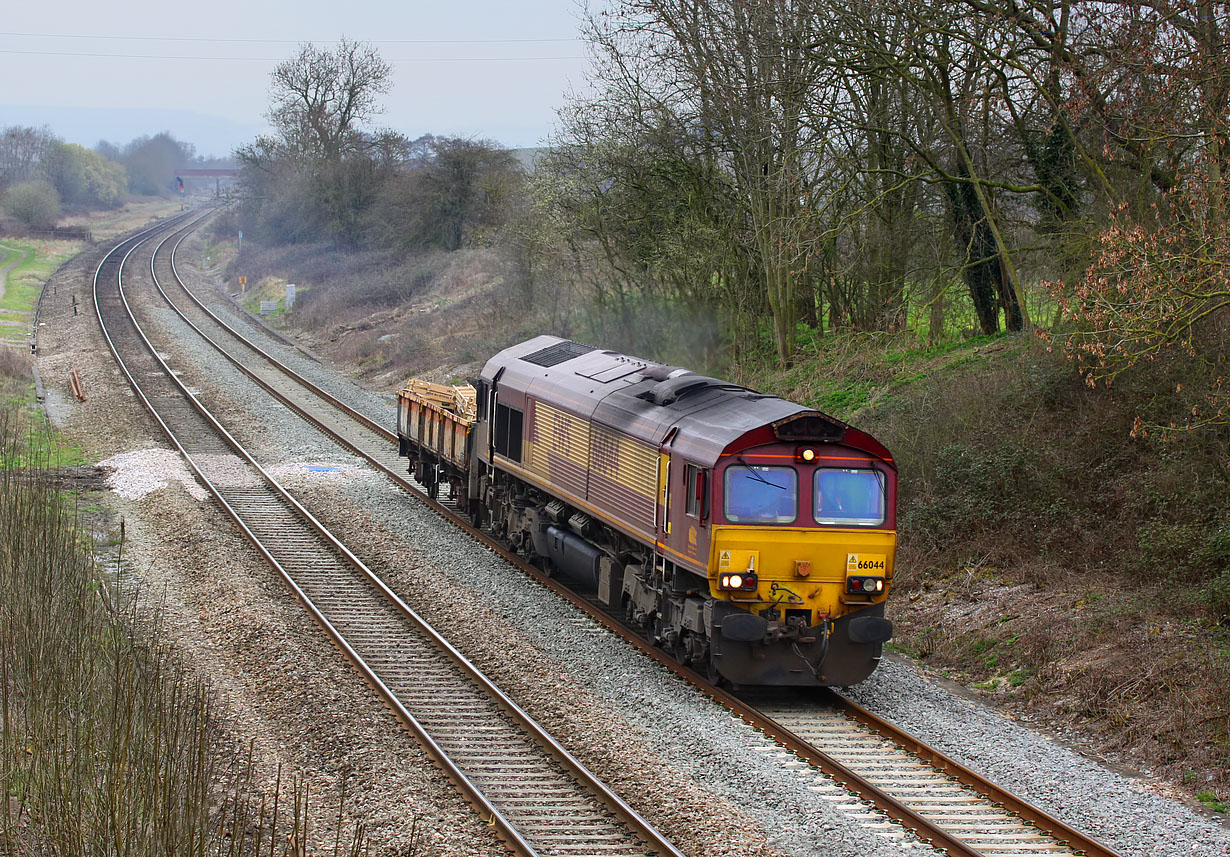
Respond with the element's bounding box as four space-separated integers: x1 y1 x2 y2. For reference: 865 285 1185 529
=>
521 340 597 368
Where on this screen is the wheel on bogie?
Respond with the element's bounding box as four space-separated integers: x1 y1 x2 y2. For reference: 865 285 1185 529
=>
672 631 691 666
645 613 662 646
467 500 484 529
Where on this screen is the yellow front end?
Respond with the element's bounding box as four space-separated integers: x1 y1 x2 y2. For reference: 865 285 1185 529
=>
708 525 896 622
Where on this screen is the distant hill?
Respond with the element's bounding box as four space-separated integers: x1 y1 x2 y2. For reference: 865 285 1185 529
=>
508 147 547 172
0 105 264 160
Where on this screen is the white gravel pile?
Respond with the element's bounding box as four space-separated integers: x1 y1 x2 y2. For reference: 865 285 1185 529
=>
98 448 208 501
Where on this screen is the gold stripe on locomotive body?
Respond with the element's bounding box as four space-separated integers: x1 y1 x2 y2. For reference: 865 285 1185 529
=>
398 335 898 687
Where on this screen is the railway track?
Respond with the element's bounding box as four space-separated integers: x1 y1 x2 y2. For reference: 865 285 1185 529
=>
96 215 687 857
130 215 1124 857
735 688 1116 857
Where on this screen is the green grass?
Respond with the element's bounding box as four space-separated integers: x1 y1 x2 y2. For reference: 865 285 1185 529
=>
0 239 89 465
237 273 303 322
0 403 88 471
0 240 80 345
24 419 87 468
1197 792 1228 813
735 318 1013 423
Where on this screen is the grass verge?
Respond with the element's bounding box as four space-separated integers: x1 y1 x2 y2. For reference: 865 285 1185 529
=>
0 238 81 347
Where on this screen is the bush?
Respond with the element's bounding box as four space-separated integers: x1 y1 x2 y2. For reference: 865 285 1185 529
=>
0 344 29 382
3 180 60 228
42 142 126 209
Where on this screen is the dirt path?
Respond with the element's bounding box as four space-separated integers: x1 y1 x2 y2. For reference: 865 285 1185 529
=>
0 243 30 303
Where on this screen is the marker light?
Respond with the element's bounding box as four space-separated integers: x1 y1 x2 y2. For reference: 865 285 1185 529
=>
797 447 817 462
847 576 886 595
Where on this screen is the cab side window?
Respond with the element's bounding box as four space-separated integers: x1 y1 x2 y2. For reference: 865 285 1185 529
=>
493 402 523 462
684 463 706 518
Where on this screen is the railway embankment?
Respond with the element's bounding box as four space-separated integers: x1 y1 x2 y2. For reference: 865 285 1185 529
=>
735 331 1230 812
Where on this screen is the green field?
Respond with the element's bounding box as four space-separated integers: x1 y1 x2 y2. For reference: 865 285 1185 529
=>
0 238 82 346
0 238 88 467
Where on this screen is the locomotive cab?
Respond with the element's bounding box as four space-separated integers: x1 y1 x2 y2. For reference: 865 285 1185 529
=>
699 445 896 685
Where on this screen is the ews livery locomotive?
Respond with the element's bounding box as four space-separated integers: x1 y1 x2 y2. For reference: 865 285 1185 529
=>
398 336 896 686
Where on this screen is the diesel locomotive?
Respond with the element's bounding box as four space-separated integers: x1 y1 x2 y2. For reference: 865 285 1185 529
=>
397 335 896 686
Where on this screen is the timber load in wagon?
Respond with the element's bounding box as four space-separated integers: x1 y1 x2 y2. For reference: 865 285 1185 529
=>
401 378 477 419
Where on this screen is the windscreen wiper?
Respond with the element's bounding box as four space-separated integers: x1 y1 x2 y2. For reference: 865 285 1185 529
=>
736 455 786 490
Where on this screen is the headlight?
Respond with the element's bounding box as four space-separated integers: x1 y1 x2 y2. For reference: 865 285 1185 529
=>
719 572 758 592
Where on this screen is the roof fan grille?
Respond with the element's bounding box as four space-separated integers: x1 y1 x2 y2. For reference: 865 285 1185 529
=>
520 340 597 368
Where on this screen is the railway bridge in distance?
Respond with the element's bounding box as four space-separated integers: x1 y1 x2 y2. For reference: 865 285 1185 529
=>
174 168 240 196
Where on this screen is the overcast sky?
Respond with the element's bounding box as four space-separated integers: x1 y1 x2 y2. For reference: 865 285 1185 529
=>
0 0 593 157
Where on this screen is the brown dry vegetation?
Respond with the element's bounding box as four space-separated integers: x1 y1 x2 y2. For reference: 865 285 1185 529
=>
0 409 370 856
59 198 183 242
0 343 29 386
220 233 561 387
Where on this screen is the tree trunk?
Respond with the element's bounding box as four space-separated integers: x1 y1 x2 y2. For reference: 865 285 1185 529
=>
946 172 1000 335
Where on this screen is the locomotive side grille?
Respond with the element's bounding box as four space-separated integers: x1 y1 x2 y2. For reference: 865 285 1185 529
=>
586 429 658 532
529 400 592 497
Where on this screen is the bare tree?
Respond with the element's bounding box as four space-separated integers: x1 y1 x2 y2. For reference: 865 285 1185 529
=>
581 0 834 363
0 126 55 190
268 39 392 161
